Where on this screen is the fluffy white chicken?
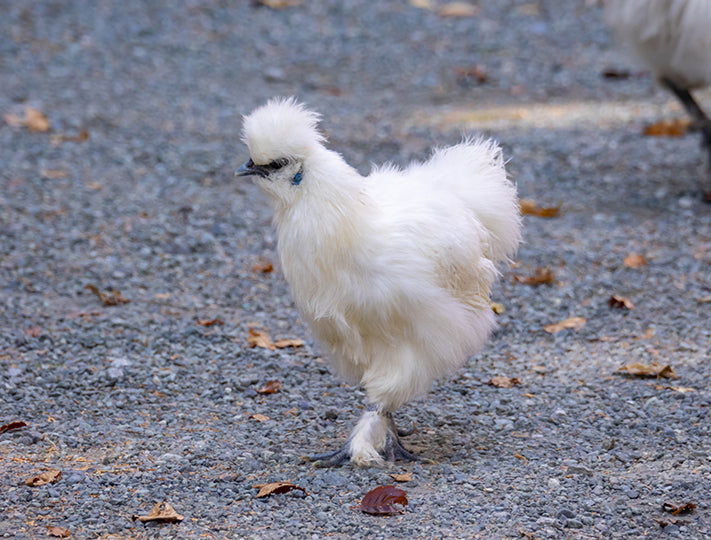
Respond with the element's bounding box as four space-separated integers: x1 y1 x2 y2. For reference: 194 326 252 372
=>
605 0 711 195
236 98 521 466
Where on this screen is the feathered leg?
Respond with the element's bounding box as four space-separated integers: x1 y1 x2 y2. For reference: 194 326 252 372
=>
662 77 711 201
310 409 418 467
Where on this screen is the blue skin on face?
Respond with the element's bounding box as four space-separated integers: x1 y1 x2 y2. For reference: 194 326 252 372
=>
292 170 303 185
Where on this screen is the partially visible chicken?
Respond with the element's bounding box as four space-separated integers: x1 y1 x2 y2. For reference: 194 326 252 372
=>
605 0 711 198
236 98 521 466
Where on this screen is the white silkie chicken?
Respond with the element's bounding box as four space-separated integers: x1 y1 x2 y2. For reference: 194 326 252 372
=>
605 0 711 196
236 98 521 466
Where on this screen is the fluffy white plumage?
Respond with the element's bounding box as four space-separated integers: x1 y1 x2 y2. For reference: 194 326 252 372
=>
604 0 711 89
237 98 521 466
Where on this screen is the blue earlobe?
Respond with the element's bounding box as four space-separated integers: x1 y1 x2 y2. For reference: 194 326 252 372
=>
291 171 303 185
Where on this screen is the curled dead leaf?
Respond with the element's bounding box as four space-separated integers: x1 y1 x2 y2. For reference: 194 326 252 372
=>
247 328 275 350
0 421 28 434
132 501 184 523
389 472 413 483
623 253 647 269
490 302 505 314
609 295 634 310
544 317 586 334
46 526 71 538
255 380 282 394
25 469 61 487
489 376 522 389
519 199 560 218
50 130 89 145
514 267 554 286
254 481 307 498
273 338 304 349
662 501 696 516
353 485 408 515
85 284 129 306
249 413 271 422
617 362 678 379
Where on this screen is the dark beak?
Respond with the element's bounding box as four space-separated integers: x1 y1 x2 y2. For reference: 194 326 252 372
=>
235 158 264 177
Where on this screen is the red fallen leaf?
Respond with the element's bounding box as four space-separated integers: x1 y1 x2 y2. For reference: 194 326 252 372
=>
353 485 408 515
514 267 554 286
46 526 71 538
662 501 696 515
609 295 634 310
0 421 28 434
85 284 129 306
25 469 62 487
196 318 224 327
254 481 307 498
132 501 184 523
488 376 521 389
255 380 282 394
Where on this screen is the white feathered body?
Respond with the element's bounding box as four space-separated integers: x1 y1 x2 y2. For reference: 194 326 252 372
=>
605 0 711 89
270 140 520 412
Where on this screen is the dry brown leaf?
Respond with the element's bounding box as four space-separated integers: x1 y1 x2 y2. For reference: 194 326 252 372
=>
251 258 274 273
389 472 413 483
3 112 24 127
455 65 488 85
25 469 61 487
490 302 505 314
247 328 275 350
623 253 647 269
132 502 184 523
254 481 307 498
40 169 67 179
662 501 696 516
609 295 634 310
0 421 28 434
255 380 282 394
519 199 561 218
489 376 522 388
50 130 89 145
409 0 434 9
656 385 696 393
617 362 678 379
514 267 554 286
274 338 304 349
353 485 408 515
25 108 51 132
249 413 271 422
438 2 478 17
46 526 71 538
697 295 711 304
196 318 224 327
85 284 129 306
255 0 302 8
643 118 690 137
544 316 586 334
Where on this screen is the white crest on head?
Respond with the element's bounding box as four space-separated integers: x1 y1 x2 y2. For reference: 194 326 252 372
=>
242 97 325 165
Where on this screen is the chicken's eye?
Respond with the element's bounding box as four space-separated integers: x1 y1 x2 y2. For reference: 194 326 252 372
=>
268 159 288 170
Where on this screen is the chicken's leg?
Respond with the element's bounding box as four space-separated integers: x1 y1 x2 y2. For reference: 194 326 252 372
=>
662 77 711 200
310 409 418 467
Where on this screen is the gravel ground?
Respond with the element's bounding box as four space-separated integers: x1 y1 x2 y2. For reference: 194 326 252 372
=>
1 1 710 538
